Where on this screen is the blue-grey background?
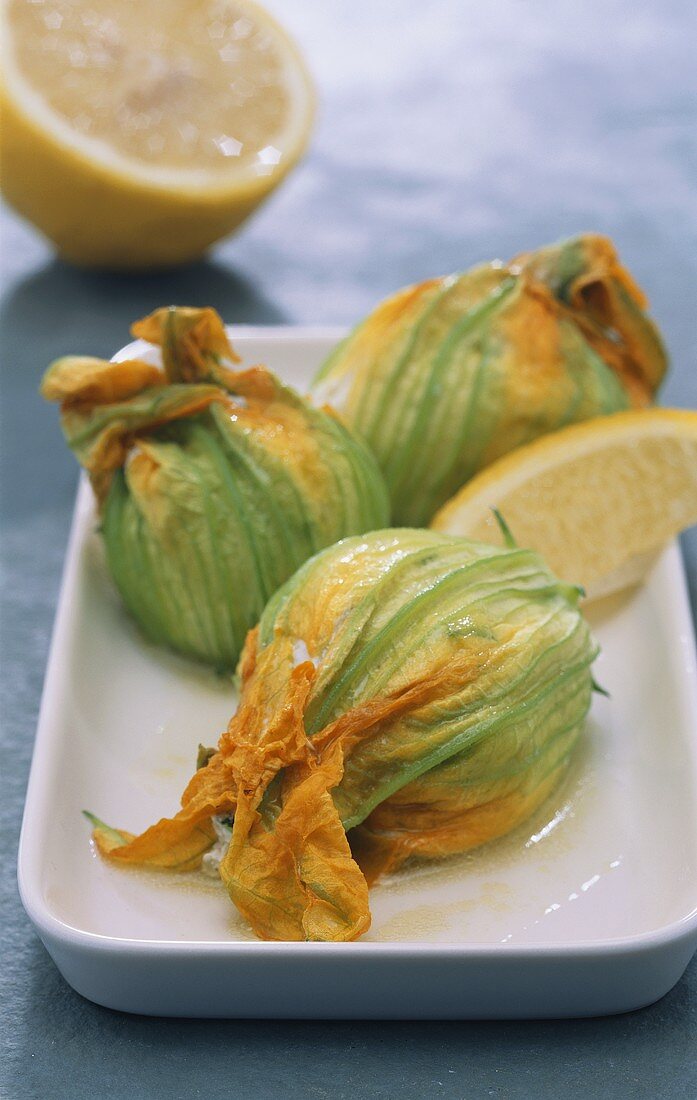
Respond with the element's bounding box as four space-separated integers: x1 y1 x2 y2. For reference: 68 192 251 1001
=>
2 1 696 1096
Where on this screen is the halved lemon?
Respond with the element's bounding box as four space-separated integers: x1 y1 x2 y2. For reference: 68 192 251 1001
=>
432 409 697 600
0 0 314 268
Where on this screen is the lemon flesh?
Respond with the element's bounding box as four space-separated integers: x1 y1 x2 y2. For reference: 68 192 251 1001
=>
0 0 314 267
432 409 697 600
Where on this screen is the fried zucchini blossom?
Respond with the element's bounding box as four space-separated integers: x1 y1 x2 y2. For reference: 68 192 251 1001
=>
41 307 389 669
313 234 668 526
88 528 598 942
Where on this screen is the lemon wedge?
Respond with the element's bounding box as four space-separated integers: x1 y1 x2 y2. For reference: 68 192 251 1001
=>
0 0 314 268
432 409 697 600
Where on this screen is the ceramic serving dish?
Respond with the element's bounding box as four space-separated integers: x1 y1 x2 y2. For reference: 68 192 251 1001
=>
18 328 697 1018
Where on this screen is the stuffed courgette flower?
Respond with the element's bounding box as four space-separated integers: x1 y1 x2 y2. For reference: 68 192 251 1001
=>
42 307 389 669
88 528 598 942
313 234 668 526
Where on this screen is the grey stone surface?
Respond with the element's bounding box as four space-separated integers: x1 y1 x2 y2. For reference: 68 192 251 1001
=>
1 0 696 1096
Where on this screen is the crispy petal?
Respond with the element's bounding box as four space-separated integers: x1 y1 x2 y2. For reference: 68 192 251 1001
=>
222 753 372 942
44 308 373 518
132 306 338 408
220 639 494 940
92 622 495 941
41 350 227 504
226 365 286 403
215 635 372 942
514 234 668 403
216 639 371 941
94 751 235 870
41 356 163 406
58 382 225 505
85 629 301 877
132 306 241 385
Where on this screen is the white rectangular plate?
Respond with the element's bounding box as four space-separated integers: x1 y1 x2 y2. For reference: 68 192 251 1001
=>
19 328 697 1018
